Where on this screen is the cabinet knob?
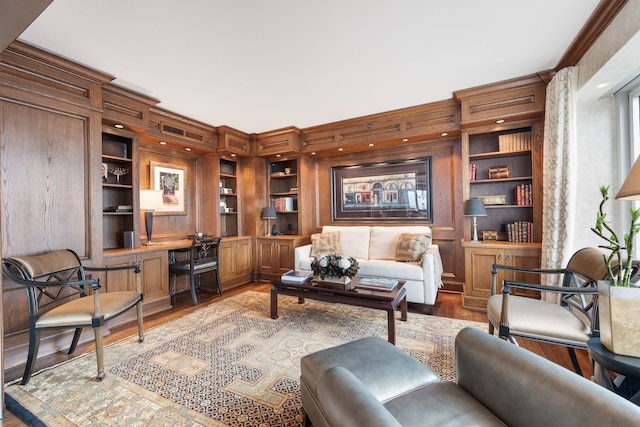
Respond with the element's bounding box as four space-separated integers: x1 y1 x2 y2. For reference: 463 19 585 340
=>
506 254 511 261
498 254 503 260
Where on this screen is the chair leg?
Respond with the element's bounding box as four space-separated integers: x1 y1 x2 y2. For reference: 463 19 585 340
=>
21 329 41 385
215 268 223 296
136 301 145 343
68 327 83 355
567 347 583 376
488 322 494 335
94 327 105 381
190 271 198 305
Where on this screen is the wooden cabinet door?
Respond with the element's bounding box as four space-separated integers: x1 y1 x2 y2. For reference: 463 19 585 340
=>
464 246 503 310
138 250 169 302
234 238 252 277
258 239 278 274
507 247 542 299
219 240 237 282
102 254 137 293
275 240 295 275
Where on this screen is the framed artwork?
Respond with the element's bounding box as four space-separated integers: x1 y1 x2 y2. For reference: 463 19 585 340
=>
150 161 187 215
332 157 432 222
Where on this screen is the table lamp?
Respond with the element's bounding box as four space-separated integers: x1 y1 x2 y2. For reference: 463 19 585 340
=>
616 155 640 200
140 190 164 245
262 206 277 236
464 198 487 243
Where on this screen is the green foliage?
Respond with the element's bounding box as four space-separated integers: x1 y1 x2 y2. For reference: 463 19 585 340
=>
591 185 640 286
311 254 359 279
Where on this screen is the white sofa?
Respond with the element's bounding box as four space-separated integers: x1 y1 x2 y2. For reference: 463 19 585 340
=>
294 225 443 314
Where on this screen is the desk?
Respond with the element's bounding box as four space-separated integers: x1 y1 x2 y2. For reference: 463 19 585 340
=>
587 337 640 406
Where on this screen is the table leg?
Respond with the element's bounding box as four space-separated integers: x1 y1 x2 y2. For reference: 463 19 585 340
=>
400 295 408 321
298 297 305 304
387 309 396 345
270 288 279 319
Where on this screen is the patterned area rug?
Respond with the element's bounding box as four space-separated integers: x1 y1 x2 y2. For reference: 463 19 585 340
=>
5 290 485 426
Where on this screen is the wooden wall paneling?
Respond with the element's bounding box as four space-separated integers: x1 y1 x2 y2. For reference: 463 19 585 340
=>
201 154 219 236
453 74 547 128
300 99 461 156
255 126 302 156
217 125 251 157
145 107 216 154
138 147 200 241
102 83 159 133
313 138 464 289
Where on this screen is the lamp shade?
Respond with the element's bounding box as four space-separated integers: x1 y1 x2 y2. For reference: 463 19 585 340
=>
464 198 487 217
616 156 640 200
140 190 164 210
262 206 277 219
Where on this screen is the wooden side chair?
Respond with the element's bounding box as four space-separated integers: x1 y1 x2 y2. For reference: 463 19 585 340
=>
169 236 222 305
2 249 144 385
488 247 607 375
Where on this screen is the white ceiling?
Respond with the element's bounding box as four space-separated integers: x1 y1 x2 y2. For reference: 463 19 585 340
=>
17 0 601 133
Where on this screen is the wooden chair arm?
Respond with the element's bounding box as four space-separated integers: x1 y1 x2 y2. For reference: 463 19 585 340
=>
500 280 599 295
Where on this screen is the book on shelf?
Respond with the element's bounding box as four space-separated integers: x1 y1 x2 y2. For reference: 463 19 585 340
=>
281 270 313 284
355 276 399 292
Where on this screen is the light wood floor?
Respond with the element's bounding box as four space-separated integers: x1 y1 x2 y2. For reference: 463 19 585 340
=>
2 283 592 425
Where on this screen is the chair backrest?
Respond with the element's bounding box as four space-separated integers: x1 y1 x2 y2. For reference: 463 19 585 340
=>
561 247 608 330
2 249 87 316
190 236 221 262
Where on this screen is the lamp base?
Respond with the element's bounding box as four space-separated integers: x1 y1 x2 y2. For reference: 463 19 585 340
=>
144 241 158 246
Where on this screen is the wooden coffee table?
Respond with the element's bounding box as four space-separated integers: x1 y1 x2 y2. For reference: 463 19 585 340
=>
270 277 407 344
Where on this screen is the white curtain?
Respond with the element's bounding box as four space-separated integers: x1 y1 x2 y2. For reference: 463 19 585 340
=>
541 66 578 301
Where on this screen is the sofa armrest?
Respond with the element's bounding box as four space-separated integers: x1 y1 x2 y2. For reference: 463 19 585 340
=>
455 328 640 427
294 244 312 270
422 244 444 288
317 366 402 427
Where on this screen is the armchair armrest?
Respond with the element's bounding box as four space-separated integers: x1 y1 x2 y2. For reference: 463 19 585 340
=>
490 263 567 295
84 262 142 294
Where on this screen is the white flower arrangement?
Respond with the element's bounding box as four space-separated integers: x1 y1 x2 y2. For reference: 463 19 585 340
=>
311 254 359 279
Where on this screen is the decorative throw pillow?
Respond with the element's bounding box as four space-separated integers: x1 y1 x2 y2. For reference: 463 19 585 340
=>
395 233 431 262
310 231 342 257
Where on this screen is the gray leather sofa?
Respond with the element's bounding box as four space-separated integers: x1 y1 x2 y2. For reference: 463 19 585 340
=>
300 328 640 427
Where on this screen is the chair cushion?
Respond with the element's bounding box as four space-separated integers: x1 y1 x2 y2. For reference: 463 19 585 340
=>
310 231 341 257
487 295 591 346
395 233 431 262
36 292 141 328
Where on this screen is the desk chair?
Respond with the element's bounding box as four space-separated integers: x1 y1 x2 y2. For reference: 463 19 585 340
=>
169 236 222 305
2 249 144 384
488 247 607 375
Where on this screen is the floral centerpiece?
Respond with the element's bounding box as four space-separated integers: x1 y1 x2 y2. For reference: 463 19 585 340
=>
311 254 359 285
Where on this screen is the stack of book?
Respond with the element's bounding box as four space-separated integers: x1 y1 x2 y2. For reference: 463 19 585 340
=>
498 131 532 152
272 197 295 212
355 277 399 292
281 270 313 284
505 221 534 242
515 184 533 205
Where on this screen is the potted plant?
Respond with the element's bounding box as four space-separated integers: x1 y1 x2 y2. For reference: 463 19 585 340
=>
311 254 359 288
592 184 640 357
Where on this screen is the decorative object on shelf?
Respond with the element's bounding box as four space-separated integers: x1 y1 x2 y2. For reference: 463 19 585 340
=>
331 157 432 222
140 189 164 246
262 206 277 236
108 165 129 184
482 230 499 241
488 165 509 179
477 194 507 206
101 163 108 183
311 254 359 285
592 181 640 358
464 198 487 243
150 161 187 215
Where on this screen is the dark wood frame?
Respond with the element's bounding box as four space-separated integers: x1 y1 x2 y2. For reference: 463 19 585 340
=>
331 157 432 222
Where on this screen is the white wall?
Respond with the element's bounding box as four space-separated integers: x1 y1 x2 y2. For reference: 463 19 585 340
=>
572 0 640 253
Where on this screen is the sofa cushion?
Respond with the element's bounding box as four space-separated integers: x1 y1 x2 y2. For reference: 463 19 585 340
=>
395 233 431 262
310 231 342 257
369 226 432 260
358 259 423 281
322 226 371 260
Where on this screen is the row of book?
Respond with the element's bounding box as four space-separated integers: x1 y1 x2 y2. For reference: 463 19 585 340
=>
505 221 534 242
271 197 295 212
515 184 533 206
498 131 532 152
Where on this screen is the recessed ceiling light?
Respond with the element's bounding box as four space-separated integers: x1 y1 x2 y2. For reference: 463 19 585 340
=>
402 138 409 142
185 147 192 151
338 147 344 151
230 153 236 157
276 154 281 157
311 152 316 155
368 143 375 147
159 141 167 145
596 82 611 89
114 124 124 129
496 119 505 124
441 132 448 137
